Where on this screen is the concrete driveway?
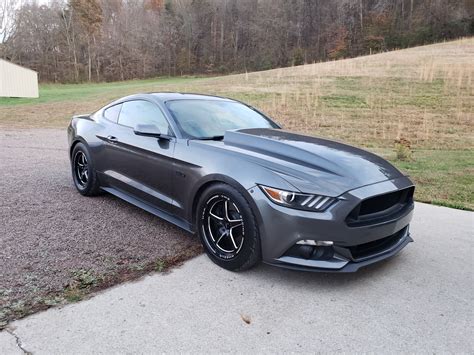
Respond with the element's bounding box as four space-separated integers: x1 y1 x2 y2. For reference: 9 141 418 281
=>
1 202 473 354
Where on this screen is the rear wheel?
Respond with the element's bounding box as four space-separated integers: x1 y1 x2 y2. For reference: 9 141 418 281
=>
71 142 101 196
197 183 261 271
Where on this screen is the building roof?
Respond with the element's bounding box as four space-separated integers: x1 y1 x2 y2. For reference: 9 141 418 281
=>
0 58 37 74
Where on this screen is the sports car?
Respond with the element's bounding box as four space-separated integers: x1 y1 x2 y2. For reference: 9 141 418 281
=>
67 93 415 272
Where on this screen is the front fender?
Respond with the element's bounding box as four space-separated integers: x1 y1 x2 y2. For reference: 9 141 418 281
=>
175 142 297 229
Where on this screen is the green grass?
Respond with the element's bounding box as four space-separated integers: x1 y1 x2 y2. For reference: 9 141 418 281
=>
155 259 166 272
333 76 450 110
320 94 369 108
387 150 474 211
0 76 201 106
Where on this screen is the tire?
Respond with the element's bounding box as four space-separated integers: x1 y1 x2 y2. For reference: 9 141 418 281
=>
196 183 261 271
71 142 101 196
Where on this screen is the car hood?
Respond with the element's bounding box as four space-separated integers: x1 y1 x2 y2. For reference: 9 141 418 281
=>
217 128 404 196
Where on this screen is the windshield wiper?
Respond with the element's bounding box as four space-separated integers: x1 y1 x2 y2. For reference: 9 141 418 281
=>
195 135 224 141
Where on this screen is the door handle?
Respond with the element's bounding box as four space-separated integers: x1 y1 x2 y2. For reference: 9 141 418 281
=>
107 135 118 143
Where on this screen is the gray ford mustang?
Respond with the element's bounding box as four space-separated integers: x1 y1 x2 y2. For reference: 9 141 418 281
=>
68 93 414 272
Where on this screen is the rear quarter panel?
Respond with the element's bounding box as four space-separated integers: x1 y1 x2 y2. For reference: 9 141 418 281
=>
68 113 107 169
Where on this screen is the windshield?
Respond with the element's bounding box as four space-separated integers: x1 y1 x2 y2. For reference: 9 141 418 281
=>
165 99 278 139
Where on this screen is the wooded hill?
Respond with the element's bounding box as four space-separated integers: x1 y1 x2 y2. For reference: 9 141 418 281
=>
0 0 472 83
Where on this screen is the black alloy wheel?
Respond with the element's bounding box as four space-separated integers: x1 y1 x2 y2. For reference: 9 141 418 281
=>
71 142 101 196
202 195 245 258
197 183 261 271
74 151 89 188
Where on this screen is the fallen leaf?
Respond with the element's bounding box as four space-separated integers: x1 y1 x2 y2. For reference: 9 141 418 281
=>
241 314 251 324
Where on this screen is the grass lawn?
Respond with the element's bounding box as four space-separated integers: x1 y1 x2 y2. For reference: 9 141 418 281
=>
0 77 196 106
1 38 473 210
386 150 474 210
397 151 473 210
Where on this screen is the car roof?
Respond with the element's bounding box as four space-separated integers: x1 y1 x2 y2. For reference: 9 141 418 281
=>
150 92 234 103
106 93 235 107
105 93 236 108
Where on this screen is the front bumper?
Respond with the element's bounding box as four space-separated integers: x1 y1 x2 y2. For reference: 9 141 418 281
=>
249 176 414 272
267 227 412 272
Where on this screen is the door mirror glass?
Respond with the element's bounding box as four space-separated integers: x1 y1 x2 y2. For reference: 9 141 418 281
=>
133 123 161 137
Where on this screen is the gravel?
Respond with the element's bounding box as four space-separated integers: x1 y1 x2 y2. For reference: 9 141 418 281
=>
0 129 201 324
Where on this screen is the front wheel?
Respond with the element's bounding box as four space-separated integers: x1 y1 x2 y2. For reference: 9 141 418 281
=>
196 183 261 271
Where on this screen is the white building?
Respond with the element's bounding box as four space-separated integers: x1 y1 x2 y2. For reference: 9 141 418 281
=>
0 59 39 98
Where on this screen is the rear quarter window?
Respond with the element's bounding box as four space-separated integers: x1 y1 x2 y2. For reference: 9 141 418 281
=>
103 104 122 123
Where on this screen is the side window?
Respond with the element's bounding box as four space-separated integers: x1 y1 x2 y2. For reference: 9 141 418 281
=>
103 104 122 122
118 100 171 135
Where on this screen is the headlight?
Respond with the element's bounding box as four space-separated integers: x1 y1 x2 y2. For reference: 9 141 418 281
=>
259 185 336 212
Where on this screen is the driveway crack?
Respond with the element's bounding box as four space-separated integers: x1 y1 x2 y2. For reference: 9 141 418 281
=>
5 328 32 355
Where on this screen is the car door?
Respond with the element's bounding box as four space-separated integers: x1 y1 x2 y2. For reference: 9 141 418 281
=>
100 99 176 212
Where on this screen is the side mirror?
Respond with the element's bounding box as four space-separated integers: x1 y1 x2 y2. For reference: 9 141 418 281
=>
133 123 161 138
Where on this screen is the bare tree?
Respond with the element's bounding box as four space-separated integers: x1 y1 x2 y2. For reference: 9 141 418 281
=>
1 0 472 82
0 0 16 47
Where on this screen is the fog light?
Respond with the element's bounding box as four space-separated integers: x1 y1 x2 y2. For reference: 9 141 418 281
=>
285 242 335 260
296 240 334 246
298 245 314 259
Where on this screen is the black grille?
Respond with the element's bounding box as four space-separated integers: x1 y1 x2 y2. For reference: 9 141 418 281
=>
347 227 407 260
346 186 414 227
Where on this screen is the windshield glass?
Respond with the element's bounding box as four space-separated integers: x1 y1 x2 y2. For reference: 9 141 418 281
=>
165 100 278 139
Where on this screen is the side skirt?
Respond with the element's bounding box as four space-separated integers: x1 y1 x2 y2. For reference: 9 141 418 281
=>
101 186 194 234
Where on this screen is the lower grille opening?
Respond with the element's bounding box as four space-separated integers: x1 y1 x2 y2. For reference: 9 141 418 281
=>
347 227 407 261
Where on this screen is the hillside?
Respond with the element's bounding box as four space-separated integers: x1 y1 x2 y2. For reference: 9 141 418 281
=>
0 38 473 209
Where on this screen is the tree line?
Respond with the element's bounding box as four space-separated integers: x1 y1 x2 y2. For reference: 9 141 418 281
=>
0 0 472 83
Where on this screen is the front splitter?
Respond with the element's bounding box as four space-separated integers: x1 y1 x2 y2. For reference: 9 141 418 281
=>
265 234 413 273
